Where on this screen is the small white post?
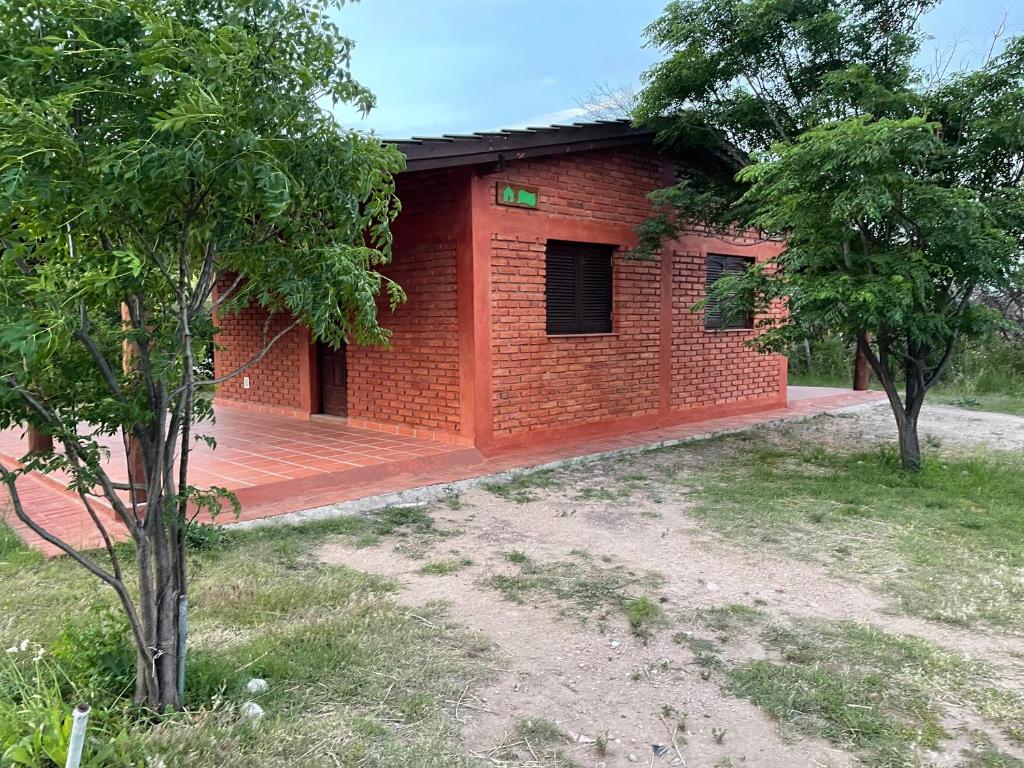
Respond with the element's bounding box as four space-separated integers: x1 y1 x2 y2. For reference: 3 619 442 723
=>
65 703 89 768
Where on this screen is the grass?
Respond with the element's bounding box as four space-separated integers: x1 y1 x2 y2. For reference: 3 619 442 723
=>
789 369 1024 418
503 549 529 565
0 506 493 768
0 520 43 569
481 470 559 503
721 617 1024 767
483 554 665 639
682 436 1024 630
512 717 565 744
418 556 473 576
932 391 1024 416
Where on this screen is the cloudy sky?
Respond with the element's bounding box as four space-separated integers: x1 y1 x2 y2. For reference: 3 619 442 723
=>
330 0 1021 139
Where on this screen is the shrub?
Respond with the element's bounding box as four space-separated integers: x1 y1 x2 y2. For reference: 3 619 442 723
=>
185 523 231 553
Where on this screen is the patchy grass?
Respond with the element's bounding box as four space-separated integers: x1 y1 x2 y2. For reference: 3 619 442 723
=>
478 718 578 767
418 556 474 576
481 470 559 503
513 717 566 745
961 740 1024 767
932 392 1024 417
687 603 765 642
483 555 664 639
718 617 1024 767
503 549 529 565
682 436 1024 630
0 507 493 768
239 503 442 555
0 519 43 569
624 597 667 640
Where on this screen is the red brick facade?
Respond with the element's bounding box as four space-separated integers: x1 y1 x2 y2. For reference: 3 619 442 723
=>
346 236 461 435
213 282 313 419
212 145 786 452
477 149 785 444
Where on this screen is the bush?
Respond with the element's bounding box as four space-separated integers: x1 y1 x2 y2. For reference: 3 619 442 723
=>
186 523 231 552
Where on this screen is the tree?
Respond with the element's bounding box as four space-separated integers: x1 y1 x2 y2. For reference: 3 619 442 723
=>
731 115 1017 470
0 0 404 711
634 0 1024 470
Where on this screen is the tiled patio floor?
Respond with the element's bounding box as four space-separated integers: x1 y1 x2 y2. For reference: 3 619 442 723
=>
1 387 886 556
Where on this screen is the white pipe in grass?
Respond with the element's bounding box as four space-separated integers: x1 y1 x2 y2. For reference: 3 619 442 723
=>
64 703 89 768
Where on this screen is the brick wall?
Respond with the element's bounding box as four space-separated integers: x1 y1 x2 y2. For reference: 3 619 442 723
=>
490 238 662 436
212 147 784 444
490 147 665 223
212 169 466 430
670 248 785 408
344 169 463 435
484 148 785 440
346 237 461 434
212 276 310 417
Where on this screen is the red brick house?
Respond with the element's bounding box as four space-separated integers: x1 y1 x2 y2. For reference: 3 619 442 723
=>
213 121 787 453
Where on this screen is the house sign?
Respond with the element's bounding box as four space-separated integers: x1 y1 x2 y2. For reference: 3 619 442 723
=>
496 182 539 209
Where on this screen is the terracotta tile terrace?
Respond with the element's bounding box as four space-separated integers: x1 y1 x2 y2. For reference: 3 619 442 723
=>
1 387 885 557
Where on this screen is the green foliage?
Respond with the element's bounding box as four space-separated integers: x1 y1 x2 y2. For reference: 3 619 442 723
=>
636 0 1024 469
790 332 1024 414
185 523 231 553
47 611 136 702
0 644 142 768
0 0 405 433
635 0 935 236
0 0 406 709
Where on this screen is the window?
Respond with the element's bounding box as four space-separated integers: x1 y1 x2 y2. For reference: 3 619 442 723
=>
705 254 754 330
545 240 614 335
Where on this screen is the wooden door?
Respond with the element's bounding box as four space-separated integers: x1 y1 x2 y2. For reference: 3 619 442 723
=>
317 343 347 417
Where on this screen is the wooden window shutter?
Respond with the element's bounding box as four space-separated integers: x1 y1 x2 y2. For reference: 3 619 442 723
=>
546 241 614 334
705 254 754 330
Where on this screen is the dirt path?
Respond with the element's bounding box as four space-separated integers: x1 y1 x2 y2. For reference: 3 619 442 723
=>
316 404 1024 767
319 514 856 768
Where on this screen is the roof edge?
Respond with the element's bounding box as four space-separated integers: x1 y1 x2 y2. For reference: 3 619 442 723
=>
387 120 657 173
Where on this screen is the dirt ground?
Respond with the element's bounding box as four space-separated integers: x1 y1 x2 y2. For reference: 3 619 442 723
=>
317 402 1024 767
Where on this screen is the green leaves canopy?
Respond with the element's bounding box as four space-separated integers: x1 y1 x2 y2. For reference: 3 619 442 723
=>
733 116 1014 365
635 0 1024 469
0 0 405 436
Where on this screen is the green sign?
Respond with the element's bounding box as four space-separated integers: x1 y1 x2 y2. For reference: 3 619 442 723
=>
496 182 539 209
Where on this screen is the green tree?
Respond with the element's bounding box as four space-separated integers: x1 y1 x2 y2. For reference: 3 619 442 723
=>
635 0 1023 470
0 0 404 711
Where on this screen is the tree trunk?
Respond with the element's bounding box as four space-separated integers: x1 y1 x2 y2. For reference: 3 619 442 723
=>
895 412 922 472
133 506 184 712
126 434 147 505
853 339 872 391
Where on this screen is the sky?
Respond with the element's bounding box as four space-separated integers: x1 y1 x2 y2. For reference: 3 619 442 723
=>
330 0 1022 139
